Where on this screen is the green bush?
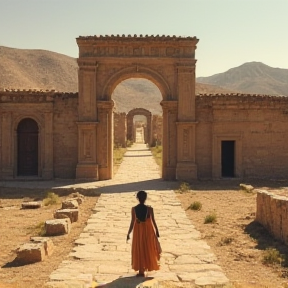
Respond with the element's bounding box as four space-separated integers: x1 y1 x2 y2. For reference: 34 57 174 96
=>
113 147 126 165
27 221 46 236
218 237 233 246
126 140 133 147
43 192 60 206
177 182 190 193
204 212 217 224
262 248 284 265
150 145 162 167
187 201 202 211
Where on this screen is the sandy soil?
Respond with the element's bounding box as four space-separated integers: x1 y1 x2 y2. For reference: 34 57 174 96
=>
0 187 98 288
176 180 288 288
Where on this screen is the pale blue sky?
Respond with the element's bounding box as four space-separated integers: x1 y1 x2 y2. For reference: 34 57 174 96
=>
0 0 287 76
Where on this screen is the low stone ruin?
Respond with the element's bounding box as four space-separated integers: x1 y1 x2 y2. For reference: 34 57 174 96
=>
15 192 85 264
45 218 71 236
256 189 288 245
16 237 54 264
21 201 42 209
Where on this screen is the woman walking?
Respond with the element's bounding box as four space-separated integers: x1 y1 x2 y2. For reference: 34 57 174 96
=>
127 190 161 276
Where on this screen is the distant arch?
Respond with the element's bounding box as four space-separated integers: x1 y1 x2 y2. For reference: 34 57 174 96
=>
127 108 152 145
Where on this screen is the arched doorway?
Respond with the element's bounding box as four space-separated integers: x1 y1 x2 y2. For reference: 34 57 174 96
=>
17 118 39 176
76 35 199 181
127 108 152 145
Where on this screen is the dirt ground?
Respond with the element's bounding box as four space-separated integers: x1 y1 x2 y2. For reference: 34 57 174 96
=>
1 181 288 288
0 187 98 288
176 180 288 288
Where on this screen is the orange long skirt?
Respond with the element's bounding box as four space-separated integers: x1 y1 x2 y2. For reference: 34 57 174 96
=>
131 217 160 272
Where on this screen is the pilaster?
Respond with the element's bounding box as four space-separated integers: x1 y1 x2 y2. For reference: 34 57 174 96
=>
97 101 114 180
176 122 198 181
42 112 53 179
1 112 13 178
76 122 99 180
161 101 178 180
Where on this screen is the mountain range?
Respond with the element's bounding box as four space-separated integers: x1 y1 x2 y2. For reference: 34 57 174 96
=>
1 46 287 115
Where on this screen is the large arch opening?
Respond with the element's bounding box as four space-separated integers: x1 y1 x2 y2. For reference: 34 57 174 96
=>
112 78 162 174
17 118 39 176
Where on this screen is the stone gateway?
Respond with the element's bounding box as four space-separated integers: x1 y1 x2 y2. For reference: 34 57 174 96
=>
1 35 288 181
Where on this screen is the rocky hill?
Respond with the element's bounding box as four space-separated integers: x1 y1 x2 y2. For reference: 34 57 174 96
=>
197 62 288 96
0 46 78 92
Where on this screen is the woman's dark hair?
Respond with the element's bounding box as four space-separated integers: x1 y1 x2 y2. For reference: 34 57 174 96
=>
136 190 147 204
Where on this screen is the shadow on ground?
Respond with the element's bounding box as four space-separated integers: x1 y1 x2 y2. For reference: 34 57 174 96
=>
103 276 156 288
1 179 288 199
245 220 288 267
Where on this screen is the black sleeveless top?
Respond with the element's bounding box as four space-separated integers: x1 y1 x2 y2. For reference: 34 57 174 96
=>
134 204 150 222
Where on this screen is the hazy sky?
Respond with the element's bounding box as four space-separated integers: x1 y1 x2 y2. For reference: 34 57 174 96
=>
0 0 287 76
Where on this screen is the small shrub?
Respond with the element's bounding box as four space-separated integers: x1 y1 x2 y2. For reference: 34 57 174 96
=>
150 145 162 167
27 221 46 236
187 201 202 211
204 212 217 224
126 140 133 147
43 192 60 206
177 182 190 193
262 248 284 265
218 236 233 246
113 147 126 165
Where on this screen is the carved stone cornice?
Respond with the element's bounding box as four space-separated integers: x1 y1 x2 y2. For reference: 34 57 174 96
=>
97 100 114 109
77 35 199 59
160 100 178 111
196 94 288 109
0 90 78 103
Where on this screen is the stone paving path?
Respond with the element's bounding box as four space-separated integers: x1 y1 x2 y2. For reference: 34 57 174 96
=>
45 144 229 288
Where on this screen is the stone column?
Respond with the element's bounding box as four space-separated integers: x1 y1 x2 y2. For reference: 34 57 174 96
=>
76 64 99 179
1 112 13 178
97 101 114 180
176 65 198 180
161 101 178 180
42 112 53 179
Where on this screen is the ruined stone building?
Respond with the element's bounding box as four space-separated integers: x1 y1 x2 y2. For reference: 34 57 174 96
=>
0 35 288 181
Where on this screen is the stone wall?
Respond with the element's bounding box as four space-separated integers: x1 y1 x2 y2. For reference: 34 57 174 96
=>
53 94 78 178
256 190 288 245
114 112 126 147
195 94 288 179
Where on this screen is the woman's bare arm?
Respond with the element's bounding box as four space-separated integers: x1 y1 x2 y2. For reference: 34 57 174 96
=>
127 207 135 241
150 207 160 237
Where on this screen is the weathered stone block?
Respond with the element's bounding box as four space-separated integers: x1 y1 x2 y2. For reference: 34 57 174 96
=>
21 201 42 209
54 209 79 222
239 183 254 193
30 237 54 256
16 243 46 264
62 199 79 209
45 218 71 236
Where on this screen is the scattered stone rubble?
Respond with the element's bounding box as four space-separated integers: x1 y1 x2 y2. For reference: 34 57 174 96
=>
15 192 84 264
21 201 42 209
239 183 254 193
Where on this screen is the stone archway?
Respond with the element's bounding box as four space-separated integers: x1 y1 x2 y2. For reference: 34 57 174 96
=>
76 35 199 181
127 108 152 145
